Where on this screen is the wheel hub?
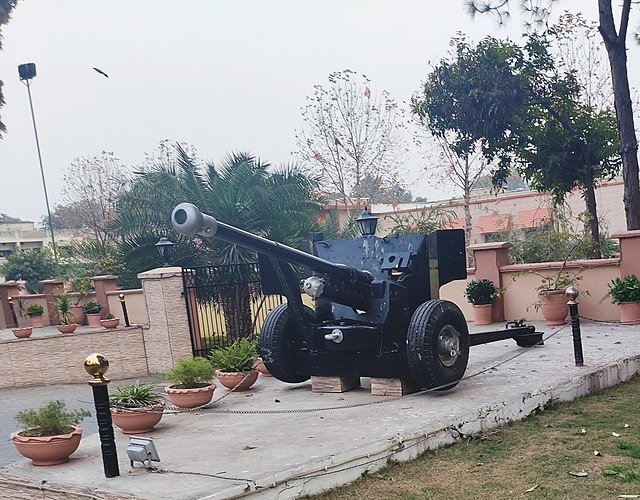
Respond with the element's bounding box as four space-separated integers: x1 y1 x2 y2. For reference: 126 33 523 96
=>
437 325 460 367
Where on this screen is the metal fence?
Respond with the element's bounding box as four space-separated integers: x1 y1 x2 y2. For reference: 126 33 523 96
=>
182 263 286 357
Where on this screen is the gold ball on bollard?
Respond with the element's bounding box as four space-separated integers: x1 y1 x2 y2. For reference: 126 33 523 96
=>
565 286 580 302
84 353 110 385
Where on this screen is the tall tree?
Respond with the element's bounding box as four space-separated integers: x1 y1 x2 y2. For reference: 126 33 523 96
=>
413 34 620 258
114 144 323 339
465 0 640 231
294 69 408 217
61 151 126 255
0 0 19 138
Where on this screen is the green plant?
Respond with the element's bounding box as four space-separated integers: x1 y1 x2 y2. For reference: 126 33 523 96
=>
464 279 499 305
55 293 74 325
26 303 44 317
608 274 640 304
210 338 257 373
15 400 90 437
69 276 94 306
83 301 102 314
109 382 164 409
166 357 215 388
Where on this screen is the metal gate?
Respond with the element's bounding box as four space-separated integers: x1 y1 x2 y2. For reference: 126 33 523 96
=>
182 263 286 357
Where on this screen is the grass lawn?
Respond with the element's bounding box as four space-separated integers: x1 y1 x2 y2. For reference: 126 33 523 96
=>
310 375 640 499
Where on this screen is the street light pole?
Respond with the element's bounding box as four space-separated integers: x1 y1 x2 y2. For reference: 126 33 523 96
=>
18 63 59 270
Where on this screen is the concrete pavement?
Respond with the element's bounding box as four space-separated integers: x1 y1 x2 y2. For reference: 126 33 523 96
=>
1 319 639 499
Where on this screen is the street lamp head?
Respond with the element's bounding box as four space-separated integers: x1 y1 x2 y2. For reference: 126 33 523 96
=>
18 63 37 81
155 237 174 266
356 207 378 236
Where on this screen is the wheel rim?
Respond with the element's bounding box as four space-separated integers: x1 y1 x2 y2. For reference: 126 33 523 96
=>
437 325 460 367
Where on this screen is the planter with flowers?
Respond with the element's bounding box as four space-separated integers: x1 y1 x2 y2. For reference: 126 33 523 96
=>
608 274 640 324
83 301 103 327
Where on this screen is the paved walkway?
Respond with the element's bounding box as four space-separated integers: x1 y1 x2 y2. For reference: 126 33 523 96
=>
1 319 639 499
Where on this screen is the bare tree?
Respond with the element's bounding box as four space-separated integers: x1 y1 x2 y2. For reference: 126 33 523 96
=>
62 151 126 253
294 69 408 217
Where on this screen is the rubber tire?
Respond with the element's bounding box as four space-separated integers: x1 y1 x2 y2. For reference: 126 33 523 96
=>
259 303 314 383
515 334 544 347
407 300 470 391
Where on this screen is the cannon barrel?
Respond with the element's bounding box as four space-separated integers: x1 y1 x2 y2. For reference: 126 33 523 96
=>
171 203 373 287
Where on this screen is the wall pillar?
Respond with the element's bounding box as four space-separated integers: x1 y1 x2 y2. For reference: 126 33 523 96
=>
91 275 119 318
138 267 192 373
612 230 640 278
0 281 25 328
40 278 65 326
468 242 511 322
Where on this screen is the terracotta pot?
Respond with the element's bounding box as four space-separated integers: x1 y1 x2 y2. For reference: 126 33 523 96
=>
30 315 44 328
472 304 493 325
164 383 215 408
86 313 102 328
57 323 77 334
69 306 85 325
216 369 259 391
111 403 165 434
254 357 272 377
619 301 640 324
539 290 568 326
12 327 33 339
11 426 82 465
100 318 120 329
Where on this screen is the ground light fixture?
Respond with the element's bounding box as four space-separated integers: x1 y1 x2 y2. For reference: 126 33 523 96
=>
126 436 160 468
356 207 378 236
18 62 59 270
155 237 174 266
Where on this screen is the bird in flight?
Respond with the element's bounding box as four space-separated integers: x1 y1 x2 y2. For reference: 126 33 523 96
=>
92 67 108 78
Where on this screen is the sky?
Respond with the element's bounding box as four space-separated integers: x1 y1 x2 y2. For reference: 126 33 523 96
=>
0 0 627 223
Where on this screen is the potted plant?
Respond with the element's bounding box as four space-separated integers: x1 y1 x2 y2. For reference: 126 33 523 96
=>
210 338 259 391
100 313 120 329
464 279 499 325
10 400 90 465
56 293 77 334
109 382 165 434
83 301 103 327
69 276 94 325
12 325 33 338
164 357 216 408
26 303 45 329
534 272 582 326
608 274 640 324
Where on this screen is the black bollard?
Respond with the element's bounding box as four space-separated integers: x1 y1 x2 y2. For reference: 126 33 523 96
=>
565 287 584 367
84 353 120 477
119 293 130 327
7 296 18 327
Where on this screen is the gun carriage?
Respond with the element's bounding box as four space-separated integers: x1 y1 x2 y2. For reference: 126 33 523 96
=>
172 203 542 391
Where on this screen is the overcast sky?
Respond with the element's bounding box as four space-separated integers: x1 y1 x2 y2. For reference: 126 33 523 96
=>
0 0 628 223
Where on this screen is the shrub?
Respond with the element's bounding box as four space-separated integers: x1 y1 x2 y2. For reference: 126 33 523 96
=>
109 382 164 409
210 338 257 372
608 274 640 304
15 400 90 437
26 303 44 317
83 301 102 314
465 279 498 305
166 357 215 388
55 293 73 324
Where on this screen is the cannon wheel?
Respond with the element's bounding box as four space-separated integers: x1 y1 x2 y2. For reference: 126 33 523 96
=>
407 300 469 391
260 303 314 383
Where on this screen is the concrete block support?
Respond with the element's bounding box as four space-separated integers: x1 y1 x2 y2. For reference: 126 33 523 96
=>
138 267 192 373
613 230 640 278
91 275 119 318
468 242 511 322
40 278 65 326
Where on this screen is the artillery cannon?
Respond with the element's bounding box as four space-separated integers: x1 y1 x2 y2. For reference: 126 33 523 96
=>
172 203 542 391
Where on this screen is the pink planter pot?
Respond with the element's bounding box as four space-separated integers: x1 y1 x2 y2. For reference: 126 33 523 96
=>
255 358 272 377
539 290 568 326
165 383 215 408
619 301 640 324
111 403 165 434
86 313 102 328
101 318 120 329
30 315 44 328
12 327 33 339
216 370 259 391
57 323 78 334
11 426 82 465
472 304 493 325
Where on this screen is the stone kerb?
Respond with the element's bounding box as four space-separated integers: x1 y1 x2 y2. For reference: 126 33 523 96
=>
138 267 192 373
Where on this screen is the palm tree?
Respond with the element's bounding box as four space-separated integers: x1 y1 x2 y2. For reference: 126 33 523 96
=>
113 144 323 339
